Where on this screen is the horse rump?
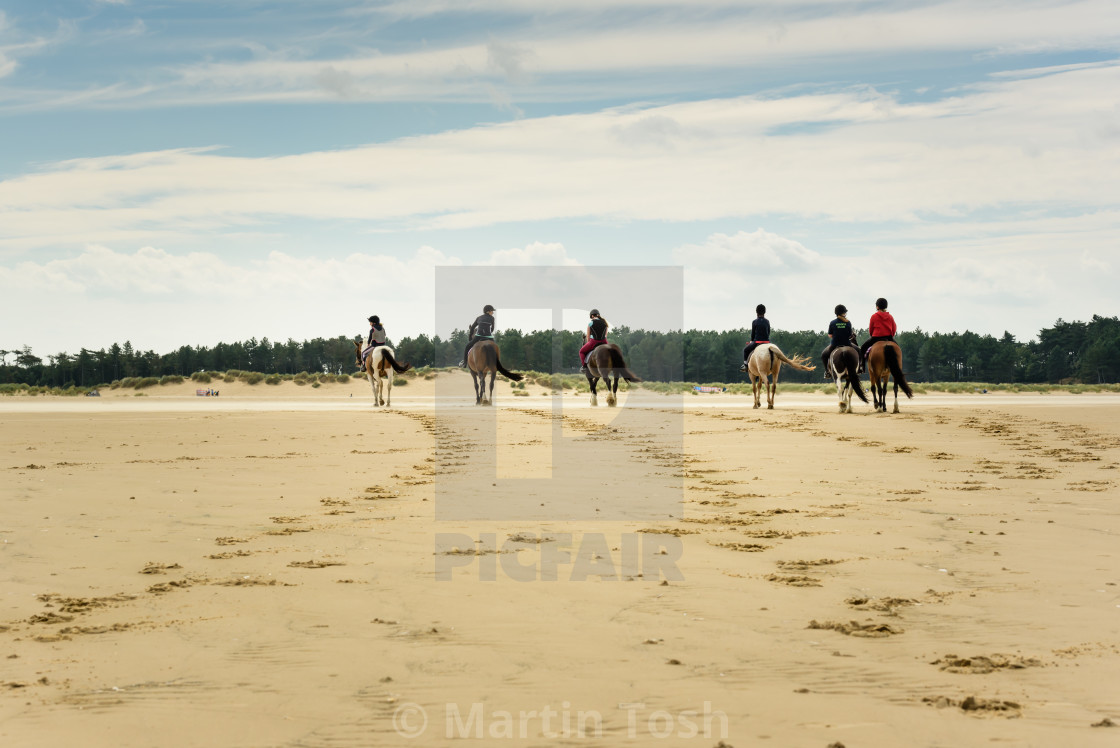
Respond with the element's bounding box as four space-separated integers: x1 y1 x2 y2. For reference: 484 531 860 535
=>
833 348 868 403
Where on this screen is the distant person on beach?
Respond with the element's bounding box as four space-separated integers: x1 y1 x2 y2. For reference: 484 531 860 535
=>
358 315 387 368
740 304 770 372
459 305 496 368
821 304 858 378
579 309 610 373
859 298 897 367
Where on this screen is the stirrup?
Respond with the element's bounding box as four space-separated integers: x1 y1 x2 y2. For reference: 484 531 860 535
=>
738 363 747 372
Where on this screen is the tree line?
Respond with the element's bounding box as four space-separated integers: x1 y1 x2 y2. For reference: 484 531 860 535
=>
2 315 1118 388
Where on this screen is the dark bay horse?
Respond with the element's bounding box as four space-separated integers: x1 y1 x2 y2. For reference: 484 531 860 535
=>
829 346 869 413
867 341 914 413
353 341 412 407
467 340 522 405
585 343 642 407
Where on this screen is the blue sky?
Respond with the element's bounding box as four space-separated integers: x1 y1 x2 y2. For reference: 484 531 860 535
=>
1 0 1118 355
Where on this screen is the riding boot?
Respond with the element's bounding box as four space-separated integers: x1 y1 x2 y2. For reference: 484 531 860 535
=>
458 360 466 368
579 364 588 374
739 362 747 373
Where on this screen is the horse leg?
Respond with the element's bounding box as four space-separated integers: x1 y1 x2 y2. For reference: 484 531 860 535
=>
471 371 481 405
371 371 385 405
892 380 900 414
589 375 598 407
751 375 761 408
488 371 496 405
385 371 393 408
607 375 617 407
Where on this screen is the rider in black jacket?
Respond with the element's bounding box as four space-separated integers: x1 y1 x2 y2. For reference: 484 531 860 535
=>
459 305 497 367
740 304 770 372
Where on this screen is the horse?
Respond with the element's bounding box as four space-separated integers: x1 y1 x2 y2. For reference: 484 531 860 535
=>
746 343 815 409
828 346 869 413
467 339 522 405
584 342 642 407
866 340 914 413
353 341 412 407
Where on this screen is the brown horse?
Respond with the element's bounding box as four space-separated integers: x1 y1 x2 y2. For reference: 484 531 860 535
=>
746 343 814 409
467 339 522 405
353 341 412 407
585 342 642 407
829 345 869 413
867 340 914 413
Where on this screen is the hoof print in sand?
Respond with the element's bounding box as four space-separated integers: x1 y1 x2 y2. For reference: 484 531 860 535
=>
807 619 903 637
931 654 1043 673
923 695 1022 717
766 574 822 587
140 562 182 575
711 541 770 552
288 559 345 568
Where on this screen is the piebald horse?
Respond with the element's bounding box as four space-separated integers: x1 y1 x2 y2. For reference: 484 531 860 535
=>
746 343 815 409
353 341 412 407
866 340 914 413
467 339 522 405
584 342 642 407
828 346 869 413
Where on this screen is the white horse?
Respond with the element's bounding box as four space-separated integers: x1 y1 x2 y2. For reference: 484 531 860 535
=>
746 343 815 409
354 341 411 407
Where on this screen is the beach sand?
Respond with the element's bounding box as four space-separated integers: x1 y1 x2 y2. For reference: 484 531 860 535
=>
2 374 1119 747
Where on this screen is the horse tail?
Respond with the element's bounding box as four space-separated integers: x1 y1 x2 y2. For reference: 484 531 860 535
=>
380 349 412 374
885 345 914 398
840 352 869 403
608 346 642 383
770 347 815 372
495 356 523 382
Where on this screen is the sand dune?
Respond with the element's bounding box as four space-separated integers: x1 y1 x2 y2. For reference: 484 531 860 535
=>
2 378 1118 746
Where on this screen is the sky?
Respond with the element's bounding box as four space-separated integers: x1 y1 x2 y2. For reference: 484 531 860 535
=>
1 0 1118 358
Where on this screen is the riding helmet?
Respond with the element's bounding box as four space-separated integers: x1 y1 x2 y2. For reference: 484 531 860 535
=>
368 315 380 324
834 305 847 316
590 309 600 317
483 304 495 313
875 298 888 310
756 304 766 315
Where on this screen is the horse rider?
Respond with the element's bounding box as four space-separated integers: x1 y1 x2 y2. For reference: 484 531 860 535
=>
579 309 610 373
459 304 497 368
821 304 859 379
859 297 898 368
739 304 770 372
358 315 387 368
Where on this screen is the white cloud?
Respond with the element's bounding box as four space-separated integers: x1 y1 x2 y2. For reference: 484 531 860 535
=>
3 63 1118 249
0 242 603 353
674 228 1117 340
673 230 819 272
7 1 1120 110
484 242 582 266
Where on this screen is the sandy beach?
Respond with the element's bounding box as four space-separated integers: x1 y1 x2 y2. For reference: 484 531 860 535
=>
2 374 1118 747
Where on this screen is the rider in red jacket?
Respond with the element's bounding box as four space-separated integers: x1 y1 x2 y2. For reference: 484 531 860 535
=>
859 297 897 370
